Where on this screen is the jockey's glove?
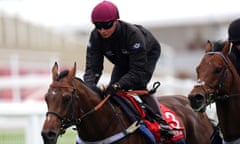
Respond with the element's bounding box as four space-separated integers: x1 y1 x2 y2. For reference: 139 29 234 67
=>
105 83 121 96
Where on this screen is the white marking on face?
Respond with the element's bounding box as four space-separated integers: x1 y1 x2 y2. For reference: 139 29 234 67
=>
47 115 51 121
52 90 56 95
195 79 205 86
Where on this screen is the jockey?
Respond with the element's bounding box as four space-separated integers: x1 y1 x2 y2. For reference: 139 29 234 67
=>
83 0 173 138
228 18 240 75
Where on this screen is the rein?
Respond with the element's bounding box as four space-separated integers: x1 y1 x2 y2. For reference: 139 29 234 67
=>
214 93 240 101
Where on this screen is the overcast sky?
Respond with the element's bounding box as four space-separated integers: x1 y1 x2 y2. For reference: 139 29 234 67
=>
0 0 240 30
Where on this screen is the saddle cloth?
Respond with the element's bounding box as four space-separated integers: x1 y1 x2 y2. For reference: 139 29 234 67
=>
115 91 185 143
160 104 184 143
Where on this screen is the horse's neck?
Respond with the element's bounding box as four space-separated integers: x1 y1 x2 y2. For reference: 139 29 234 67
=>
74 82 128 140
75 83 113 119
217 58 240 100
227 60 240 92
216 62 240 140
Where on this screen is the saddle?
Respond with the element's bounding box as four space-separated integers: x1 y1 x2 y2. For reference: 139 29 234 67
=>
110 88 185 144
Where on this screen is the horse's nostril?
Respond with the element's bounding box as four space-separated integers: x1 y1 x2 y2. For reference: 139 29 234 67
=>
195 94 204 101
188 93 205 111
47 131 57 139
42 130 58 140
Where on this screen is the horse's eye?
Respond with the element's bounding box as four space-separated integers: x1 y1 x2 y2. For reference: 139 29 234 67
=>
214 67 222 74
62 95 71 103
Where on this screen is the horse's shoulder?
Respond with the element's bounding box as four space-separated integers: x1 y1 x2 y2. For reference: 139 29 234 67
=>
157 95 194 119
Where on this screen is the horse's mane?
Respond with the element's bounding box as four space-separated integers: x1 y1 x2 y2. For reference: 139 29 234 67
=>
56 69 103 98
56 69 84 83
212 40 227 52
56 70 69 81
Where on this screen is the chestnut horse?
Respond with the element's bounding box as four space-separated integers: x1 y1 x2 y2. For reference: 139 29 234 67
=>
188 41 240 143
41 62 214 144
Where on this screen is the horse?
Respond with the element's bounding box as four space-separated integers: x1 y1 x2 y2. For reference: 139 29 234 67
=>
188 41 240 143
41 62 214 144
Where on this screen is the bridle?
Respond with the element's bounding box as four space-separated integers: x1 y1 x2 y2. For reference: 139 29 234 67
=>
46 81 80 135
45 79 124 136
194 51 238 106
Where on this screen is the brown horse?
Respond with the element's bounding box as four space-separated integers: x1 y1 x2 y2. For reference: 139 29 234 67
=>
41 62 214 144
188 41 240 143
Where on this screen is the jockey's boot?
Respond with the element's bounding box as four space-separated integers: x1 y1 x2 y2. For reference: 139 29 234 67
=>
142 94 174 138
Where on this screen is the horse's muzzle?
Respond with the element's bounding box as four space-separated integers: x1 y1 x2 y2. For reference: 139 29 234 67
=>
41 129 58 144
188 93 206 112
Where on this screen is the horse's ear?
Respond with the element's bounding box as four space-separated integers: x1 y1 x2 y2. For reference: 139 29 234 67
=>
222 41 231 55
68 62 76 79
205 40 212 53
52 62 58 81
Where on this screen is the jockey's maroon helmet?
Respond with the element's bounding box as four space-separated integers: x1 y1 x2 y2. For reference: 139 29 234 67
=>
91 1 119 23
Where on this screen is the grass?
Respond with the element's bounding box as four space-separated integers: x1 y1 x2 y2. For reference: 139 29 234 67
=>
0 128 77 144
57 129 77 144
0 129 24 144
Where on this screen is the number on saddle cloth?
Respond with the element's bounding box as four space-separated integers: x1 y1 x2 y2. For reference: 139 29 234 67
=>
160 104 185 144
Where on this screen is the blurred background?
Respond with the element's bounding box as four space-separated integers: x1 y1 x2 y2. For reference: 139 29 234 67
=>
0 0 239 143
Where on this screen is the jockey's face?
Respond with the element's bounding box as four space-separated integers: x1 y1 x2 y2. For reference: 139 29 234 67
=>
96 20 117 39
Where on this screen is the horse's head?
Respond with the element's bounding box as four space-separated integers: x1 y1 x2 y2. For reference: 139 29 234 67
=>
41 62 78 144
188 40 235 112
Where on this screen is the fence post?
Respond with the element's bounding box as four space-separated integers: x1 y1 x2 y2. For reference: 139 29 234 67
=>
26 115 43 144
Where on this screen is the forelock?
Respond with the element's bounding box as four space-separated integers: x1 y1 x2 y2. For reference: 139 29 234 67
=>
56 70 69 81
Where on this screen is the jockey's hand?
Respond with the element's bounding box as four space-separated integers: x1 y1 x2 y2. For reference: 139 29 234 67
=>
105 83 121 96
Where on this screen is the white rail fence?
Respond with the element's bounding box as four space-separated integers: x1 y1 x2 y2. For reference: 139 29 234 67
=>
0 102 46 144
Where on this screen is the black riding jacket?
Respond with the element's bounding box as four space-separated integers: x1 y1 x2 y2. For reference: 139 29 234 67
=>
83 20 161 90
